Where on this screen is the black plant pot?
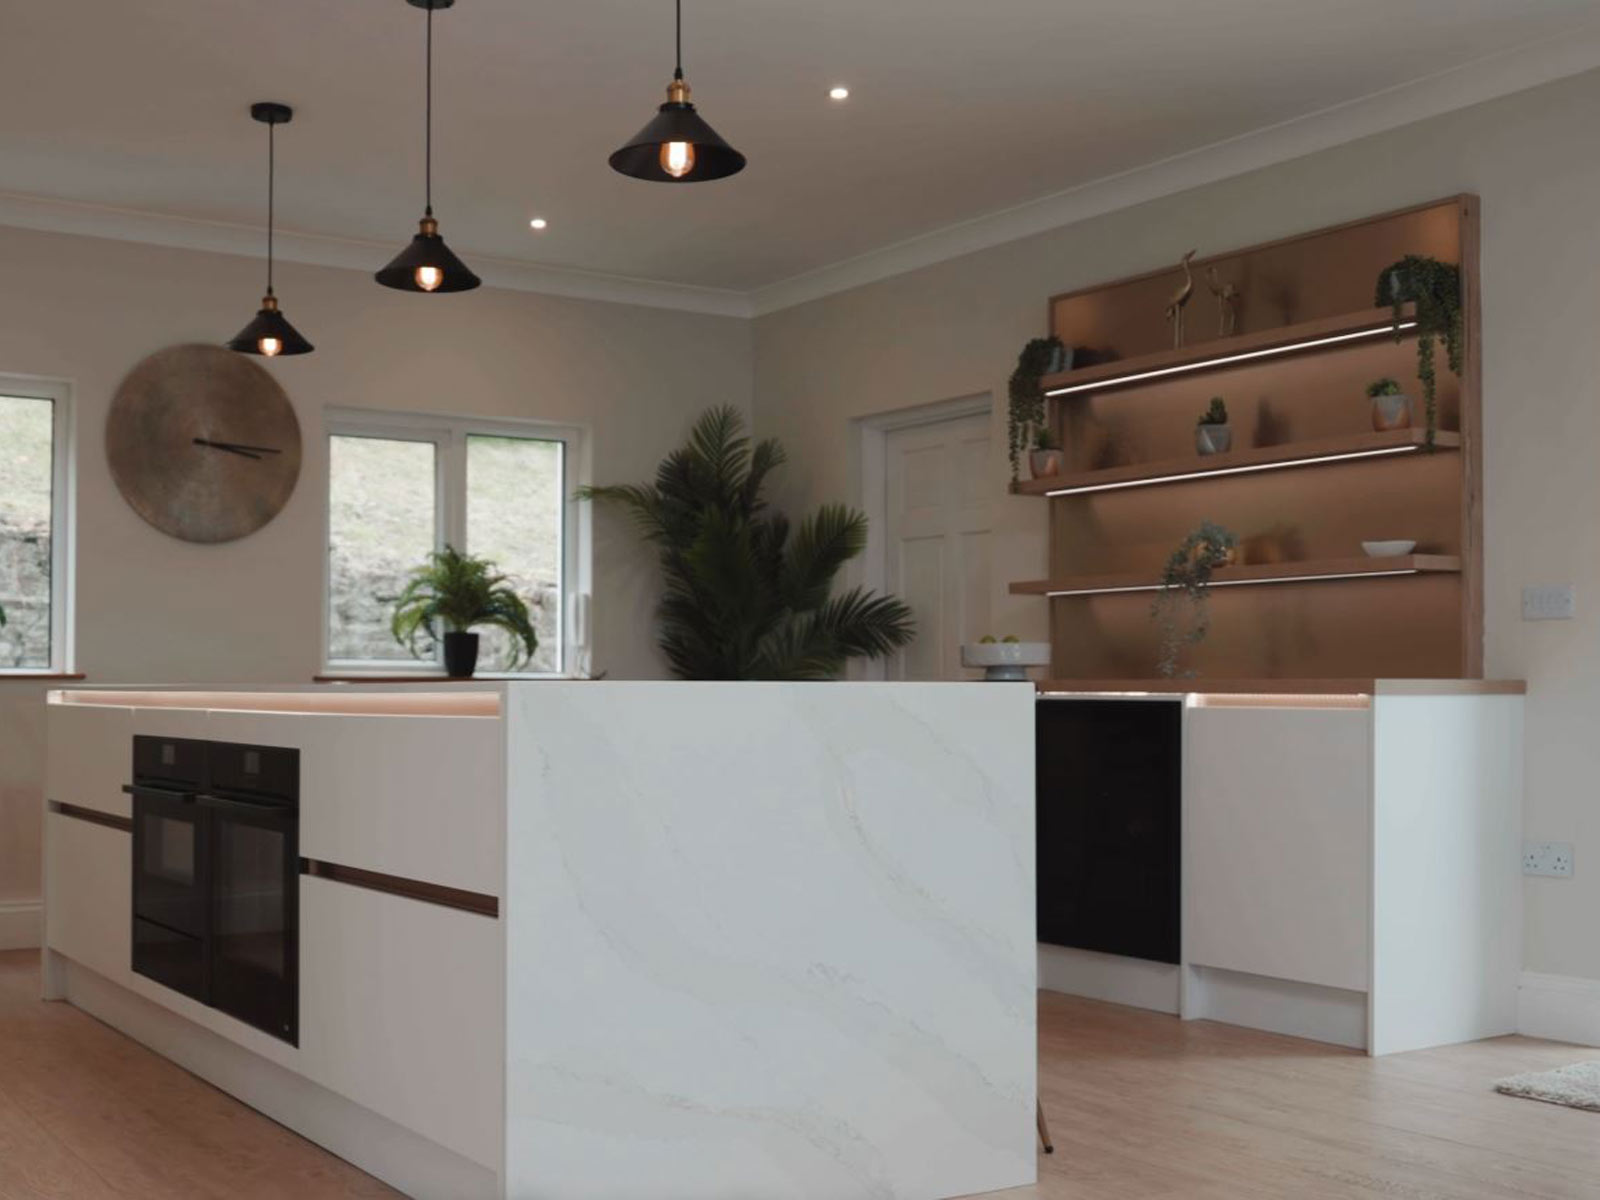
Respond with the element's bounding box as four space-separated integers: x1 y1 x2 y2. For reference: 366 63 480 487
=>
443 631 480 679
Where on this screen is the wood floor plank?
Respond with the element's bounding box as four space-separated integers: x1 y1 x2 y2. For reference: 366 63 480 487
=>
3 951 1598 1198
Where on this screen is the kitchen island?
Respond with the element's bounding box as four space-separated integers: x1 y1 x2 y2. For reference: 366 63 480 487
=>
42 682 1037 1200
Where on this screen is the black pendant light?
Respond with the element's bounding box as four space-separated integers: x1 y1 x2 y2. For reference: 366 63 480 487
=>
377 0 480 293
609 0 746 183
228 103 313 357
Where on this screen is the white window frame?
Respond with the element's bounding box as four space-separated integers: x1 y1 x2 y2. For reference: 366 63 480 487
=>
322 406 590 678
0 373 74 677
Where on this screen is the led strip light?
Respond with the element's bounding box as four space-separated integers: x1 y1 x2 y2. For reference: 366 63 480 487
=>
1042 443 1421 496
1045 320 1419 397
1041 567 1419 598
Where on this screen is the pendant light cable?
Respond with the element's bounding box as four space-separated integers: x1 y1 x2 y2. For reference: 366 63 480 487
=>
675 0 683 80
424 3 434 216
266 117 275 297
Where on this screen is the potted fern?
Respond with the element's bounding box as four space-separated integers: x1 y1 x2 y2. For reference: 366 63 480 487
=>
390 545 538 678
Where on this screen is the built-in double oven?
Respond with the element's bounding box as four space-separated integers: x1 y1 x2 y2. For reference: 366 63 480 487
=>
127 735 300 1044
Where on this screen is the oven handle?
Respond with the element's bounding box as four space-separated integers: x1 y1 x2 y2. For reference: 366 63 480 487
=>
122 783 198 803
196 792 294 817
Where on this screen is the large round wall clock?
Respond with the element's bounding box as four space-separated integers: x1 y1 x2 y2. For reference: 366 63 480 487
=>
106 344 303 544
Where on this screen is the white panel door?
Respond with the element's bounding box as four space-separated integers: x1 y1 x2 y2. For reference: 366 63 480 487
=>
884 413 992 680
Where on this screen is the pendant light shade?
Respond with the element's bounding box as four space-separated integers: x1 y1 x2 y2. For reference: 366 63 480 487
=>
377 0 480 294
610 1 746 183
228 102 314 357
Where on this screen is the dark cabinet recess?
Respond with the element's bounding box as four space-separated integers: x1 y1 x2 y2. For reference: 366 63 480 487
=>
1036 699 1181 964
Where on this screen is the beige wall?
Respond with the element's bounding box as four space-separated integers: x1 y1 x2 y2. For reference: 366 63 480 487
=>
0 224 751 906
754 68 1600 983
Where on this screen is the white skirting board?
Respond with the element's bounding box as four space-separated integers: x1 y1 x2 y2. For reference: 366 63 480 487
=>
1184 964 1367 1050
53 953 498 1200
1038 944 1180 1014
0 899 41 950
1518 972 1600 1047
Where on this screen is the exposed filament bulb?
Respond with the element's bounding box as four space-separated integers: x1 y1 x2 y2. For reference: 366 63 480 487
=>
660 140 695 178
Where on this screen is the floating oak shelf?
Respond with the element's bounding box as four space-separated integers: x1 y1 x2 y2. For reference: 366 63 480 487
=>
1010 554 1461 598
1040 305 1419 398
1013 428 1460 497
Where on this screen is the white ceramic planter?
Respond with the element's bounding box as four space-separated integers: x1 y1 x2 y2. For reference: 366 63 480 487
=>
961 642 1051 682
1370 393 1413 431
1195 423 1232 456
1029 449 1065 479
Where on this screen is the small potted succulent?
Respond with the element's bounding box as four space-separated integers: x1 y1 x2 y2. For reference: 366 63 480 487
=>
1030 425 1065 479
1195 397 1231 456
390 545 538 678
1367 377 1412 431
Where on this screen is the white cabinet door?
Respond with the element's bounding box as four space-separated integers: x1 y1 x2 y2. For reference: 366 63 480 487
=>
884 413 993 680
45 812 131 983
1186 706 1370 993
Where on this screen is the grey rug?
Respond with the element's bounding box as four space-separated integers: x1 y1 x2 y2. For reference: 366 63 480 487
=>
1495 1062 1600 1112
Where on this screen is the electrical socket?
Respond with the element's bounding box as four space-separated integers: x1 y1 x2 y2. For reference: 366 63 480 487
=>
1522 585 1576 621
1524 841 1574 878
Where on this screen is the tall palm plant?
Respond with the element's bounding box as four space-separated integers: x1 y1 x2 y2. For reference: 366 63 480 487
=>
580 406 915 679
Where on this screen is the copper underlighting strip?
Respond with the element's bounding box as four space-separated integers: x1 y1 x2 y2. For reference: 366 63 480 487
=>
301 859 499 918
1042 444 1420 497
1043 567 1420 598
1044 320 1419 398
48 800 134 833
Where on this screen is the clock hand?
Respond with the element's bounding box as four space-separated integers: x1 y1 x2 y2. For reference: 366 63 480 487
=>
209 439 282 455
193 438 264 460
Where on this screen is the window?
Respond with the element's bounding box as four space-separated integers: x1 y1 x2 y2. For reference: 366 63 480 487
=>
0 378 71 674
325 410 585 676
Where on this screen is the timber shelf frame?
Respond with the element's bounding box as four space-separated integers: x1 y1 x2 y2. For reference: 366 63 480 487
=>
1015 194 1483 681
1013 428 1460 497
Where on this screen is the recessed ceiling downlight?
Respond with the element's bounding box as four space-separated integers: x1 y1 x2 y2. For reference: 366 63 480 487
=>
829 86 850 101
529 217 548 230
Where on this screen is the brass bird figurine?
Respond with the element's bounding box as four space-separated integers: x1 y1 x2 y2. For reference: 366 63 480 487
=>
1165 250 1197 348
1206 266 1240 337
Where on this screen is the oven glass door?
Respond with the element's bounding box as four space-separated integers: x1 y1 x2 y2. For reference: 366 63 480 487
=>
204 794 297 1043
130 786 207 1000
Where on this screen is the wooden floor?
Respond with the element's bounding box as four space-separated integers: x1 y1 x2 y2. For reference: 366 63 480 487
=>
1 951 1596 1199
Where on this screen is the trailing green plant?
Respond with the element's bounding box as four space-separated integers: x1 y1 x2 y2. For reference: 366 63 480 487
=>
389 545 538 670
1375 256 1462 448
1033 424 1061 451
1366 377 1403 398
0 602 6 630
1198 397 1228 426
1008 336 1064 484
578 406 915 680
1151 520 1238 678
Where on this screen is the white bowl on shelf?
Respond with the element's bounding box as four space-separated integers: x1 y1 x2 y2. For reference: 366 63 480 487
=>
1362 539 1417 558
961 642 1050 682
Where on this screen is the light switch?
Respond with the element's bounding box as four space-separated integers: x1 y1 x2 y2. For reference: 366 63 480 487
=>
1522 585 1576 621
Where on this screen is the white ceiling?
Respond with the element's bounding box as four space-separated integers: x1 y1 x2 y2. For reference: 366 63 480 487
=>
5 0 1600 310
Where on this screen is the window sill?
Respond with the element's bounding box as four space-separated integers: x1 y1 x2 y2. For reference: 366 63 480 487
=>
314 674 575 684
0 672 86 682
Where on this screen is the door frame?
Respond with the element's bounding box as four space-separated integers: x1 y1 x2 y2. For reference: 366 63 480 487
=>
852 392 993 681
